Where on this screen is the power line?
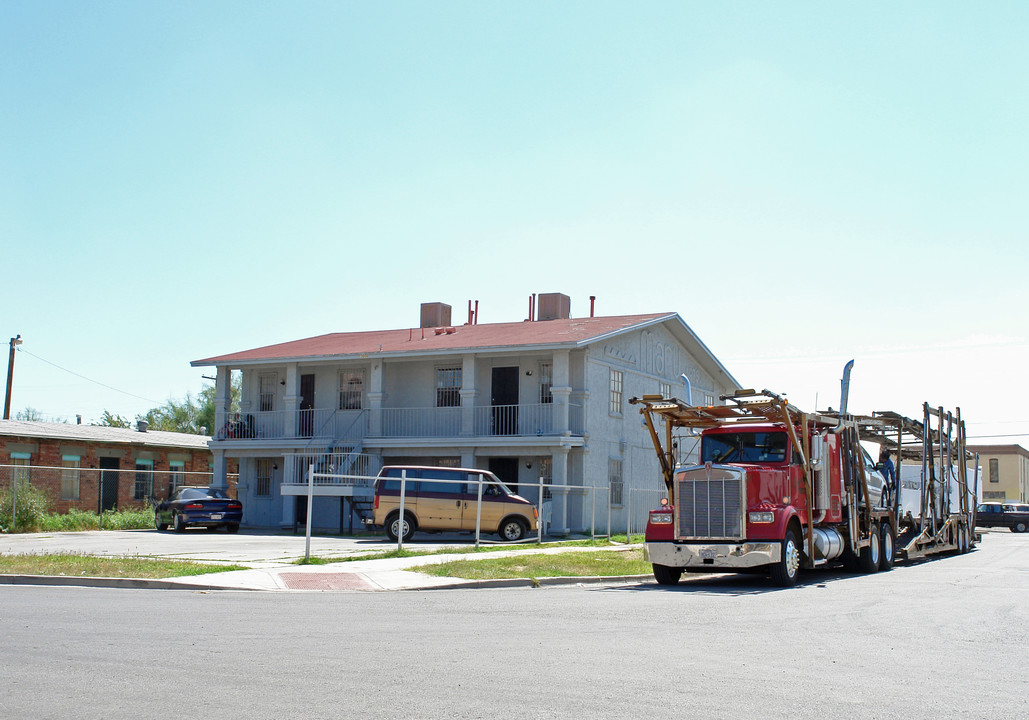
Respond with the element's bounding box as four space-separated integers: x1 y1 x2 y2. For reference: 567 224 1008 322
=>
16 347 161 405
966 433 1029 440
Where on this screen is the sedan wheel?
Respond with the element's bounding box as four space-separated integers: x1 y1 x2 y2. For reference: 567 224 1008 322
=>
173 513 186 533
155 513 168 532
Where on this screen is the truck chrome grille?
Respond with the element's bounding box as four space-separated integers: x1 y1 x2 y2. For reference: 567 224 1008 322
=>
675 466 744 540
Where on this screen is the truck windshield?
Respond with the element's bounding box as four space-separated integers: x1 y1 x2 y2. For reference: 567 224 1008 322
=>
702 432 788 463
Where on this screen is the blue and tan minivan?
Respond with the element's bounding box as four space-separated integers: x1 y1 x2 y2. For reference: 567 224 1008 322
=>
372 465 538 542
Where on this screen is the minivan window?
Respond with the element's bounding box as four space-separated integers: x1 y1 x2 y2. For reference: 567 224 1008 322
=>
420 480 466 495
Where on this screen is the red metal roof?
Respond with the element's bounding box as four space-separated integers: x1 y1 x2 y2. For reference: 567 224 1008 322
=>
193 313 676 365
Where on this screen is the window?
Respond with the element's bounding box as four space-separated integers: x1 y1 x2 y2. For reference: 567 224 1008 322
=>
659 382 672 399
609 370 624 415
436 367 462 407
256 459 272 497
61 456 81 500
704 393 715 406
339 369 365 410
609 458 623 507
259 374 277 412
703 432 788 464
539 457 553 500
10 453 30 484
990 458 999 483
540 363 553 404
169 461 185 494
134 459 154 500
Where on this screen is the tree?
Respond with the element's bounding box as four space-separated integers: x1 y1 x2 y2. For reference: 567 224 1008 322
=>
96 410 132 428
15 407 44 421
98 375 242 435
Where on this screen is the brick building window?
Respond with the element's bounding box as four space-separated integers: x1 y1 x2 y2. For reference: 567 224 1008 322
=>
436 367 462 407
134 459 154 500
989 458 999 483
61 455 81 500
10 453 31 484
169 461 185 495
609 370 624 415
339 370 365 410
256 459 272 497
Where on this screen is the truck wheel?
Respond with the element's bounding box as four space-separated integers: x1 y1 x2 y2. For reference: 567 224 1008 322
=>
499 517 527 542
770 528 801 587
858 529 880 573
653 564 682 586
1012 521 1027 533
879 521 895 572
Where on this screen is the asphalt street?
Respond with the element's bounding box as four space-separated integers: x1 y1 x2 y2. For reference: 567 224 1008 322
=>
1 530 1026 719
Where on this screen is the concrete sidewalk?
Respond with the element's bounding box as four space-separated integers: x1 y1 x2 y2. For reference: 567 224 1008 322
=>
0 543 651 592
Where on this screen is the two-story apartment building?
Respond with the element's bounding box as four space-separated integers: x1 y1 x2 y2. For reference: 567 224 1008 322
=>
191 295 740 534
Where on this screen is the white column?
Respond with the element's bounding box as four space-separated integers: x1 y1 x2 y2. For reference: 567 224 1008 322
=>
460 354 477 436
368 361 385 436
550 446 570 534
552 350 572 435
283 363 299 438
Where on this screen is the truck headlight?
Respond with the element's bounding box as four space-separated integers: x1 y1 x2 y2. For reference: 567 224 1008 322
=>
748 511 775 524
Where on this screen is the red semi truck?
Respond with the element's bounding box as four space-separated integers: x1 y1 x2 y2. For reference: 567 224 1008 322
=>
630 365 977 587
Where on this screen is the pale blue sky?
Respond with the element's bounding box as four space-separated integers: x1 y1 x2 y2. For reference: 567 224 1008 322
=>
3 2 1026 442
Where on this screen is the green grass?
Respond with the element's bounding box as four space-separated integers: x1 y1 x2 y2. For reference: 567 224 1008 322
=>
294 536 644 565
420 548 651 580
0 552 248 579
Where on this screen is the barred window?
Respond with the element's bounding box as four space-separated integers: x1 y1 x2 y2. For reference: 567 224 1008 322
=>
134 459 153 500
339 369 365 410
990 458 999 483
539 457 553 500
256 459 273 497
660 382 672 400
609 458 623 506
61 456 81 500
609 370 624 415
259 374 277 412
436 367 462 408
704 393 715 406
540 362 553 404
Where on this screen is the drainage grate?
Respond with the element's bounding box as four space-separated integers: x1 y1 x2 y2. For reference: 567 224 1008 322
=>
279 572 375 591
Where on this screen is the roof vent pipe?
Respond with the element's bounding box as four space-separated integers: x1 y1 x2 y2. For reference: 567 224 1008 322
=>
137 419 149 433
590 296 596 317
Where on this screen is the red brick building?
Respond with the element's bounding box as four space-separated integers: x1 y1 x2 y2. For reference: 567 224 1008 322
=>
0 420 225 514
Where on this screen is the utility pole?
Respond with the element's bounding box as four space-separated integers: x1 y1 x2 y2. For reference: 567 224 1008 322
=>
4 334 22 420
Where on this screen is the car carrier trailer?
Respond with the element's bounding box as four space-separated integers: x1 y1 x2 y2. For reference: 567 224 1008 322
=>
631 363 978 587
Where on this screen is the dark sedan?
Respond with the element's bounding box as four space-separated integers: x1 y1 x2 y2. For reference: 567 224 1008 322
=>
155 487 243 533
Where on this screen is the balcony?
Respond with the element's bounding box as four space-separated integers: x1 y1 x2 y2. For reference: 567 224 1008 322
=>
213 403 584 444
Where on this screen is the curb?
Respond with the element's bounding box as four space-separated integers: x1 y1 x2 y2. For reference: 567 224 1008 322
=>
0 574 260 591
409 574 654 591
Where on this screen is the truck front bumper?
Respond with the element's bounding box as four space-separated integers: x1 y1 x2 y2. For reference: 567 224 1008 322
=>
645 541 780 570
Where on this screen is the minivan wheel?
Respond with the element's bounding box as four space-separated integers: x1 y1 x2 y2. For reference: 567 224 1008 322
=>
385 513 415 542
499 517 527 542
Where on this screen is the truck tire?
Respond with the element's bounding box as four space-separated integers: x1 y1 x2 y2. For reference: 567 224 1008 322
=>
858 529 881 574
1012 521 1027 533
770 528 801 587
653 564 682 586
879 521 895 572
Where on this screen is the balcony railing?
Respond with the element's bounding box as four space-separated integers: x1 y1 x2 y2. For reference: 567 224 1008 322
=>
214 404 584 443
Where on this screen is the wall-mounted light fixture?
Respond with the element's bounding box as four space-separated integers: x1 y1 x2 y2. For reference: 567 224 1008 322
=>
525 462 532 469
525 370 533 376
279 379 286 386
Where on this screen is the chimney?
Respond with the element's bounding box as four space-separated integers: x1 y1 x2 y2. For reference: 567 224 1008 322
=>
420 302 452 329
537 293 571 321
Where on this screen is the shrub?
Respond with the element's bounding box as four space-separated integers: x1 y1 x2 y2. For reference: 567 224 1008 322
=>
0 482 54 532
